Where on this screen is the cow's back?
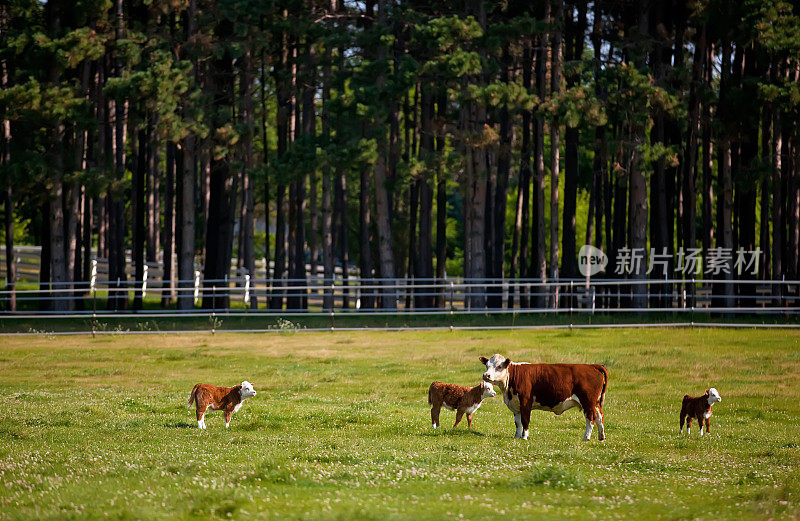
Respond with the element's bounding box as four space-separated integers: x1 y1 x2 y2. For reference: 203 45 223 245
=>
511 363 606 409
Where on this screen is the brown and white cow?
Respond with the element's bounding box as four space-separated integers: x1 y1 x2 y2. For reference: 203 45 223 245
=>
479 354 608 441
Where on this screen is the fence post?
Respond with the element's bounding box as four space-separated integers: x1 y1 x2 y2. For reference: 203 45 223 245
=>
142 264 149 298
194 270 200 305
330 282 336 331
244 274 251 306
90 260 97 315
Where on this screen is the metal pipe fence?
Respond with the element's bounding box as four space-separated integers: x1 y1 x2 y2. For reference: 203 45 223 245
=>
1 275 798 318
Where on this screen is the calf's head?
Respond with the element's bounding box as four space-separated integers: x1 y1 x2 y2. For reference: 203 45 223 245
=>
479 354 511 384
240 381 257 399
480 381 497 400
707 387 721 405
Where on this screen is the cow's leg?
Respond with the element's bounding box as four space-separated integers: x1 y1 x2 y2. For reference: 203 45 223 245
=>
467 413 474 429
453 409 465 428
583 409 595 441
705 418 711 434
698 415 705 436
520 407 532 440
595 406 605 441
686 416 693 435
513 412 522 438
680 412 686 433
224 409 233 429
431 402 441 429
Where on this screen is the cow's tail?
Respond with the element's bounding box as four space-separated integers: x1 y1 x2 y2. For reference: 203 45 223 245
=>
595 365 608 407
186 384 199 409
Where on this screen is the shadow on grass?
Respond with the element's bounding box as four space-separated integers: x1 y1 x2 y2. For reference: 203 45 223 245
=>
165 421 195 429
418 428 487 437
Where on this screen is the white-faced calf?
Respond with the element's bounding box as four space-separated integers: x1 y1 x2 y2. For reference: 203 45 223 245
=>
680 387 721 436
186 381 257 429
428 381 496 429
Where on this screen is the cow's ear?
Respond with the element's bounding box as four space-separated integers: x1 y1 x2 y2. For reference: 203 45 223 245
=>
705 389 710 395
479 356 488 365
502 358 512 369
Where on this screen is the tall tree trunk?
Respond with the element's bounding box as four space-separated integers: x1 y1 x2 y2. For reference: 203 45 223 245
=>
434 92 447 308
133 126 146 310
3 186 14 311
406 180 418 308
717 38 734 305
202 26 236 310
146 124 159 264
321 34 334 310
175 0 197 311
304 42 319 286
335 165 349 309
109 0 127 310
701 44 715 264
561 0 586 281
490 45 512 309
532 5 549 307
772 109 783 287
372 0 396 309
759 109 771 280
416 85 434 309
1 56 14 311
511 43 532 308
240 48 256 308
549 0 563 307
162 142 175 307
270 20 290 310
683 24 705 261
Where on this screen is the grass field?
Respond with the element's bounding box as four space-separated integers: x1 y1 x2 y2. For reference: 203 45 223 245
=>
1 328 799 520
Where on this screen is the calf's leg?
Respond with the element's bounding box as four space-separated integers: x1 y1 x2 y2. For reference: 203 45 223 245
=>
705 417 711 434
467 413 474 429
680 412 686 433
430 402 441 429
196 403 206 429
513 412 522 438
224 409 233 429
686 416 693 434
453 409 465 428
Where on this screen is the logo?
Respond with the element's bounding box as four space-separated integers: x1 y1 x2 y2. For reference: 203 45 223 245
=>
578 245 608 277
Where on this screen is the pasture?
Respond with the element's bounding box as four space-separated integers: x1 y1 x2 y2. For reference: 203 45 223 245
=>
0 328 799 520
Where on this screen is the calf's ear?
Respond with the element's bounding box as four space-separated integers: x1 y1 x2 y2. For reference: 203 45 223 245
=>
502 358 512 368
479 356 489 365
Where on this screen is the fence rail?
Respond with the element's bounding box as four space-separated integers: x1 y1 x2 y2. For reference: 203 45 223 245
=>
1 274 798 316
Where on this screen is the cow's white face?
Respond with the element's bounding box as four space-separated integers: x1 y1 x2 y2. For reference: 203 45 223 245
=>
240 381 257 399
707 388 721 404
480 354 511 384
481 381 497 400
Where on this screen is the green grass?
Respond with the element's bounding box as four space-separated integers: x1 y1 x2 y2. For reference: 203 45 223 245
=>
1 329 799 520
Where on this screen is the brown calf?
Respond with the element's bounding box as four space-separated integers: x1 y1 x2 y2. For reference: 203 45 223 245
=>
186 381 257 429
680 388 721 436
428 381 496 429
